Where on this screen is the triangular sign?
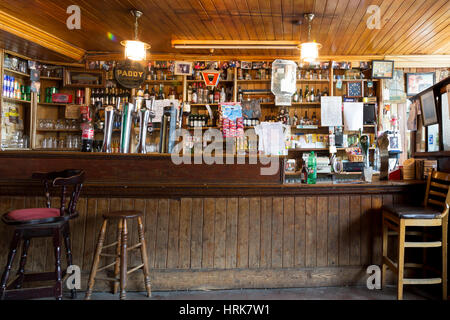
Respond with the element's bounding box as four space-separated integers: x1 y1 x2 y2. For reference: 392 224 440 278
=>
201 71 221 87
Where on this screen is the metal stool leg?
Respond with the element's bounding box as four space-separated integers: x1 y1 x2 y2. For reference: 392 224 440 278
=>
53 229 63 300
120 219 128 300
85 219 108 300
0 230 21 300
137 217 152 297
16 238 30 289
63 223 76 299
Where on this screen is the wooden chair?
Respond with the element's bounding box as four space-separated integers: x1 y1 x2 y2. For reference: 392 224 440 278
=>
0 169 85 300
381 170 449 300
85 210 152 300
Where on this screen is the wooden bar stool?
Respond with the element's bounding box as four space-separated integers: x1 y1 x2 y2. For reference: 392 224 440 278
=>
0 169 85 300
381 170 449 300
85 210 152 300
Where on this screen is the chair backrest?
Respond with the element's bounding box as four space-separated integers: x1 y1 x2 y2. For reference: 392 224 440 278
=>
32 169 85 217
424 170 450 218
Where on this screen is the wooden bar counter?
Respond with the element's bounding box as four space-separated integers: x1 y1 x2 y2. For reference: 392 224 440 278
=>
0 151 424 291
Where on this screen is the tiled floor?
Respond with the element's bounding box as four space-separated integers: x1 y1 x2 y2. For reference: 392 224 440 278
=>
70 285 440 300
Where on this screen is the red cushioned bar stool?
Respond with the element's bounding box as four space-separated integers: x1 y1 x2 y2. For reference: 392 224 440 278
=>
0 169 85 300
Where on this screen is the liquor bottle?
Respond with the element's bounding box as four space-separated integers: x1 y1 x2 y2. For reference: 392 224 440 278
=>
322 87 329 96
192 84 198 104
310 87 315 102
304 85 309 102
293 89 299 103
144 84 150 100
299 88 303 102
158 84 165 100
238 86 243 102
209 88 214 104
100 89 105 105
187 85 193 102
214 87 220 104
220 87 226 103
90 89 97 105
316 89 321 102
81 106 94 152
301 163 308 184
150 86 156 99
312 111 317 125
304 110 308 124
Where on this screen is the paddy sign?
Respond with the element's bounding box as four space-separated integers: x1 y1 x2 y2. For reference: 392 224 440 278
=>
114 61 146 88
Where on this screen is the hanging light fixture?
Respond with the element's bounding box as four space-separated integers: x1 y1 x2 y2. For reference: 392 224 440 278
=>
121 10 151 61
300 13 322 63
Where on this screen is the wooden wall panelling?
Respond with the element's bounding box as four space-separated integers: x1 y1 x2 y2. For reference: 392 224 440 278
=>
371 195 383 265
282 197 295 268
202 198 215 269
145 199 159 269
178 198 192 269
349 195 361 266
214 198 227 269
294 196 306 268
248 197 260 269
167 199 180 269
316 196 328 267
190 198 203 269
271 197 283 269
155 199 169 269
237 197 249 269
338 196 350 266
259 197 272 268
327 196 339 266
360 195 372 266
305 196 317 267
225 197 238 269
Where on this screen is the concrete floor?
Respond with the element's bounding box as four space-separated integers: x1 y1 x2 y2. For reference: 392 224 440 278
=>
69 285 440 300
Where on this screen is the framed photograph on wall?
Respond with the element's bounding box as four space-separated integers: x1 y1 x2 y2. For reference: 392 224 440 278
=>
406 72 435 96
240 61 252 70
372 60 394 79
174 61 193 75
419 89 438 126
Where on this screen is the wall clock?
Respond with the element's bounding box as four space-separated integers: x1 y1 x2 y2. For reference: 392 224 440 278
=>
347 81 363 98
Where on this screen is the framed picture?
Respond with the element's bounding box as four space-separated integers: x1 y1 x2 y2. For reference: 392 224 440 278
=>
63 69 105 88
406 72 435 96
174 61 193 75
252 62 263 70
240 61 252 70
419 89 438 126
372 60 394 79
347 81 363 98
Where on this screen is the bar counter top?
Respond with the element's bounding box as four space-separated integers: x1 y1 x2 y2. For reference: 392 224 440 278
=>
0 150 424 197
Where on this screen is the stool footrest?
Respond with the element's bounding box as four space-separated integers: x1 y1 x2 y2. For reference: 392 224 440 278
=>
127 264 144 275
127 243 142 251
100 253 117 257
97 261 117 272
403 278 442 285
102 241 118 249
404 241 442 248
94 276 119 282
3 286 56 300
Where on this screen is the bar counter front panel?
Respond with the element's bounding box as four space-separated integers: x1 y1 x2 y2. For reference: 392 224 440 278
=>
0 151 424 291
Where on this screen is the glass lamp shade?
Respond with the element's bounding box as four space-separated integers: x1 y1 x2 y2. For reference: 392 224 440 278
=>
121 40 150 61
300 42 321 63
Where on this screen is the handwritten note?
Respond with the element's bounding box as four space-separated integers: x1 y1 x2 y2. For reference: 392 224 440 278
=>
151 99 179 123
321 96 342 127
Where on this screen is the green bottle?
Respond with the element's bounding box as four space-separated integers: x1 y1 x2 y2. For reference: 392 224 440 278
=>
307 151 317 184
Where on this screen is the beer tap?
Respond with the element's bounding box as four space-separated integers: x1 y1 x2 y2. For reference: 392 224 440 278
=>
101 98 120 153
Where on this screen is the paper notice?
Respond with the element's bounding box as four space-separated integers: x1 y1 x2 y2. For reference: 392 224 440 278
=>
321 96 342 127
343 102 364 131
152 99 179 123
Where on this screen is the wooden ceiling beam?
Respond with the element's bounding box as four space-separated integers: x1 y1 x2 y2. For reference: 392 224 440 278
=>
0 9 85 61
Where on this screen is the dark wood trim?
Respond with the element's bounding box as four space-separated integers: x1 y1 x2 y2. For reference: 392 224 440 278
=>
0 179 425 198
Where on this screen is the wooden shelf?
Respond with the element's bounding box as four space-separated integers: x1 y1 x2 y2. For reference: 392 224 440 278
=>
38 102 72 106
145 80 183 84
36 129 80 132
237 79 271 83
3 68 30 78
288 148 329 152
40 76 63 81
296 79 330 82
260 102 321 106
2 97 31 104
34 148 79 151
187 80 234 83
332 79 379 82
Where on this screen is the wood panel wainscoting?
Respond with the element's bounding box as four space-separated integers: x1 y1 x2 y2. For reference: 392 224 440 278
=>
0 186 424 291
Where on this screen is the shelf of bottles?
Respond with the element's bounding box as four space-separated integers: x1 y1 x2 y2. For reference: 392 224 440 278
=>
1 52 33 150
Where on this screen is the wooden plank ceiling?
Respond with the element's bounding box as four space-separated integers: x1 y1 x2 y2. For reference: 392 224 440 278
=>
0 0 448 61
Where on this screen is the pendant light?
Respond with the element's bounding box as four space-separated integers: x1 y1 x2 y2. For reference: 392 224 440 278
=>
300 13 322 63
121 10 151 61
